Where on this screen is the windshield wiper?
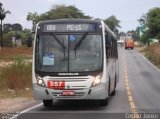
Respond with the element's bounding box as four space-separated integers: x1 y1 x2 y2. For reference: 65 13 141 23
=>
73 32 88 50
51 33 66 58
51 33 66 49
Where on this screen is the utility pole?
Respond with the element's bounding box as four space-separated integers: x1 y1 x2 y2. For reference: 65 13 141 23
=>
0 20 3 49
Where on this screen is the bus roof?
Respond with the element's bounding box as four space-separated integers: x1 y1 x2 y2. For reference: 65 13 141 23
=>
36 19 116 39
38 19 102 25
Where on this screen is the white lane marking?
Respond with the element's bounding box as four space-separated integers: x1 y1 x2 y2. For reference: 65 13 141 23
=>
10 103 43 119
137 52 160 73
19 103 43 113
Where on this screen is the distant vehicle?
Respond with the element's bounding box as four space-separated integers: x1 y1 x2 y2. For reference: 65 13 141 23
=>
32 19 119 107
117 40 124 47
125 38 134 49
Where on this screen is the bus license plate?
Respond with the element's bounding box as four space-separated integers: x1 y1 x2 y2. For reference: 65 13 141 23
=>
62 91 75 96
48 81 65 89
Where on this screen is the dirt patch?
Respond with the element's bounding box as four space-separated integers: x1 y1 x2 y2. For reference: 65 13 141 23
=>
0 97 36 113
0 61 13 69
0 47 33 60
135 46 146 55
0 47 35 114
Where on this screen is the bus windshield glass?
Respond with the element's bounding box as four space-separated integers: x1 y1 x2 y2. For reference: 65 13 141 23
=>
35 33 102 72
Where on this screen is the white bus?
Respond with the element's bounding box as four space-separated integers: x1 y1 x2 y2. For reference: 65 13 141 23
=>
32 19 119 107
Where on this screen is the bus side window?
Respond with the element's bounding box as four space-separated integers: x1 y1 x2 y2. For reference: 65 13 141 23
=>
105 32 111 59
111 38 118 59
111 37 115 58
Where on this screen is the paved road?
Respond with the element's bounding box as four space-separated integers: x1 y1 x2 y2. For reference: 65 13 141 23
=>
9 48 160 119
125 49 160 113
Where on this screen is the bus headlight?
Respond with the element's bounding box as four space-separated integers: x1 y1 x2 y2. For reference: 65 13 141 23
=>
92 75 101 87
36 75 46 87
38 79 43 85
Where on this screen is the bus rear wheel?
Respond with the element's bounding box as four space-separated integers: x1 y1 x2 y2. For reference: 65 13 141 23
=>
43 100 53 107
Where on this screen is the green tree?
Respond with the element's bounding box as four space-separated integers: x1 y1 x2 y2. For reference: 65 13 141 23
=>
3 31 15 47
138 14 150 44
3 23 12 33
139 8 160 44
12 23 23 31
138 14 147 27
39 5 91 21
21 29 32 46
140 29 152 45
27 12 39 30
3 29 32 47
26 5 91 30
147 7 160 43
104 15 121 34
0 3 11 48
135 27 140 41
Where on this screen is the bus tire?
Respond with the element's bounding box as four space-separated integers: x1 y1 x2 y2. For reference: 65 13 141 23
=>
110 77 117 96
108 78 111 96
43 100 53 107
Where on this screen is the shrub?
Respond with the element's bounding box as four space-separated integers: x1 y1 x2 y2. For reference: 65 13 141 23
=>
145 44 160 68
0 56 32 90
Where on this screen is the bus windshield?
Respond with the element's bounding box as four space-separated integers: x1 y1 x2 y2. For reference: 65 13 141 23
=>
35 33 102 72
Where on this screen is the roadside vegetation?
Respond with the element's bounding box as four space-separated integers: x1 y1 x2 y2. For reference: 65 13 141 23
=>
137 7 160 69
0 56 32 98
0 47 33 98
144 44 160 69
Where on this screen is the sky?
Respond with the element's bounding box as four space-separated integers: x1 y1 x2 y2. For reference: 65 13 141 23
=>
1 0 159 32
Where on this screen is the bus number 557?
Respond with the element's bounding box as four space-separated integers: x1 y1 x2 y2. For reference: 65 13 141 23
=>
48 81 65 89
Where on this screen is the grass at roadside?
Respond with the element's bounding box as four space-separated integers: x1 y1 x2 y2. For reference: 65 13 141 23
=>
142 44 160 69
0 47 33 60
0 89 33 98
0 56 33 98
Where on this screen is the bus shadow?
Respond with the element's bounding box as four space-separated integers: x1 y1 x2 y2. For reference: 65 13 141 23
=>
40 98 113 111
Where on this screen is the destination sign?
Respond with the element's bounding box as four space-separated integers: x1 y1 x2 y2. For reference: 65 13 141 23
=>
43 23 97 32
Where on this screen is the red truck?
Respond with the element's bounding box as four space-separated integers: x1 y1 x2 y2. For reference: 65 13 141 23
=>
125 38 134 50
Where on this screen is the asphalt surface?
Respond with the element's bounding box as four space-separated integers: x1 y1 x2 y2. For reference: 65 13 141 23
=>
125 49 160 113
8 48 160 119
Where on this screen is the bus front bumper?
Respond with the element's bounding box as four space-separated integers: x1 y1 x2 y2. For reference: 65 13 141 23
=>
33 83 108 100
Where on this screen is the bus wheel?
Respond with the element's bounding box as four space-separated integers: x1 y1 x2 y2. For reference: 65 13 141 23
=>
110 77 117 96
43 100 53 107
108 78 111 96
99 98 108 106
